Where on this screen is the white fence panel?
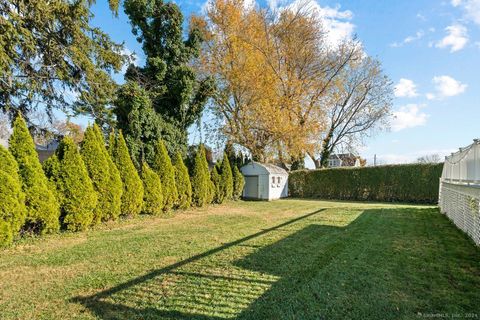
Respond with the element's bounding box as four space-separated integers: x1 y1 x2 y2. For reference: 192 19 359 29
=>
439 140 480 246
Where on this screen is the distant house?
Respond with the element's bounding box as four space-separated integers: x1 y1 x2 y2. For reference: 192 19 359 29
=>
1 135 60 162
327 153 363 168
35 139 60 163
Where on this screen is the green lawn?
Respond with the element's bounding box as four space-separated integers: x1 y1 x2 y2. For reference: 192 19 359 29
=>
1 199 479 319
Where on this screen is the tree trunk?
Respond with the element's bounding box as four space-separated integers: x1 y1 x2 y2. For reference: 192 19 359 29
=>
319 129 334 168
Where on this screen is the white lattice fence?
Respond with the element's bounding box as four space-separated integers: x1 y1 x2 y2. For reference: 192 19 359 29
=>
439 181 480 246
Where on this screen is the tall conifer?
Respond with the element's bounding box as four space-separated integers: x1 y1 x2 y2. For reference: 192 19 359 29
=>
191 144 212 207
220 153 234 200
141 162 163 215
151 140 178 211
9 115 59 234
232 166 245 200
0 146 27 246
55 137 97 231
112 131 144 216
173 152 192 209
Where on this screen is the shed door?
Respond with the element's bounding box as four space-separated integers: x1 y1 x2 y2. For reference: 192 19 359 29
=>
244 176 259 199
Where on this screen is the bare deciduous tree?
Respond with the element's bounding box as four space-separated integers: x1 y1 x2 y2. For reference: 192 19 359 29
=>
417 154 442 164
312 56 393 168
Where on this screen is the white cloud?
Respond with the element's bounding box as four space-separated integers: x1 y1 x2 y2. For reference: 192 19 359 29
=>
391 104 428 132
390 28 435 48
394 78 418 98
203 0 255 13
451 0 480 25
416 13 427 21
272 0 355 47
427 75 467 99
120 47 140 74
121 47 139 66
435 24 469 52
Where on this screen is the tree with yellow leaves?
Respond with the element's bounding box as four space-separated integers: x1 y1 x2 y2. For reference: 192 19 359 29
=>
200 0 391 165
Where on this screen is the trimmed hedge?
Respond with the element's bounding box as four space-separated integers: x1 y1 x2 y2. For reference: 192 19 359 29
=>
289 163 443 204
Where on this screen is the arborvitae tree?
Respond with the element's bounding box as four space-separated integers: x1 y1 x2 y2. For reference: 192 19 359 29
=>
55 137 97 231
210 164 224 204
151 140 178 211
8 115 60 234
0 146 27 246
81 124 122 223
94 125 123 221
43 154 63 204
141 162 163 215
191 144 211 207
0 145 20 176
232 166 245 200
112 131 144 216
224 141 237 168
220 153 234 200
81 125 110 224
173 152 192 209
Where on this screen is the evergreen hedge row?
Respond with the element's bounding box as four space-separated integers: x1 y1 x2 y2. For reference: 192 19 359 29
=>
0 117 243 247
289 163 443 204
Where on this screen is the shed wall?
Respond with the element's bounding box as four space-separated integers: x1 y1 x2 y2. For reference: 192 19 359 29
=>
267 174 289 200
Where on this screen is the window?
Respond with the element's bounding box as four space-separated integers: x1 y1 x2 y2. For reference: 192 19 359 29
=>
272 176 275 184
277 177 281 184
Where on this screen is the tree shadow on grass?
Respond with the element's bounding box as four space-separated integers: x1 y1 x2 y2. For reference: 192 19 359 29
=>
72 207 480 320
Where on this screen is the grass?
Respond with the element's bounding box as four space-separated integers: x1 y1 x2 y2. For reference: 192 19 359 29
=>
1 199 479 320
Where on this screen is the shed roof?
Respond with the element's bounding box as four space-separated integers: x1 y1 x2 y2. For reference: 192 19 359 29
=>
242 161 288 175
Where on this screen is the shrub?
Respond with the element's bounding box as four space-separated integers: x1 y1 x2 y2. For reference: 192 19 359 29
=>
0 220 12 248
0 147 27 247
8 115 59 234
151 140 178 211
0 145 19 174
173 152 192 209
232 165 245 200
220 153 234 200
191 144 212 207
95 126 123 222
0 146 26 235
55 137 97 231
43 154 63 204
211 164 224 204
289 163 444 204
81 125 110 224
141 162 164 215
111 131 144 216
81 124 122 223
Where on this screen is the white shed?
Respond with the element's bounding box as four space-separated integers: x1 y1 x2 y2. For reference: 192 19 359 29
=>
240 162 288 200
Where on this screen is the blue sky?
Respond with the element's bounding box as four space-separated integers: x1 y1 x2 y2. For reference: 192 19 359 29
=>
89 0 480 165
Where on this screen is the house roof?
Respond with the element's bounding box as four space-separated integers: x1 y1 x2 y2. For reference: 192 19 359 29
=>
242 161 288 175
35 139 60 151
